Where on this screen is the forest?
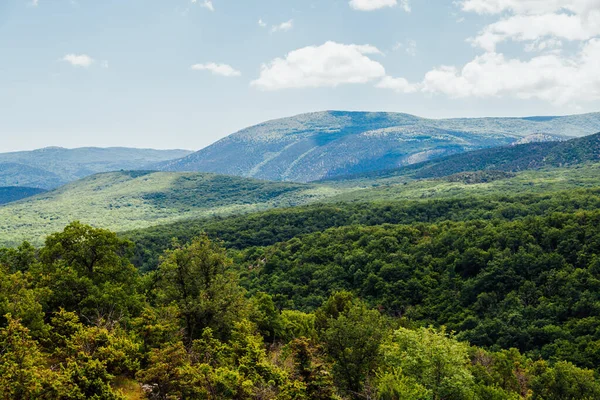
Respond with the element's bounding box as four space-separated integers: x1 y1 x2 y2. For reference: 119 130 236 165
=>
2 186 600 399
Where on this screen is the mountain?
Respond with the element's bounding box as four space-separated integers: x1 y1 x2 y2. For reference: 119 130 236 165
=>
335 131 600 183
158 110 600 182
0 170 338 246
0 147 192 189
0 186 47 205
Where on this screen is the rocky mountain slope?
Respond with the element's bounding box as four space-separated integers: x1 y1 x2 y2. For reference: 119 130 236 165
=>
159 111 600 182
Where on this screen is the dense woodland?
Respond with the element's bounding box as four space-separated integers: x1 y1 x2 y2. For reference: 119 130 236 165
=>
2 185 600 399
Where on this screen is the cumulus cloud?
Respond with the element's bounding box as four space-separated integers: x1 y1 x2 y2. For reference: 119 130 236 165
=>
471 12 600 51
191 63 241 77
461 0 600 50
192 0 214 11
270 20 293 33
251 41 385 90
421 40 600 105
62 54 94 67
460 0 600 16
349 0 410 12
376 76 420 93
384 0 597 105
258 19 267 28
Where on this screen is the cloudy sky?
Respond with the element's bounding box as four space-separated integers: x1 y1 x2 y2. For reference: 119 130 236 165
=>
2 0 600 152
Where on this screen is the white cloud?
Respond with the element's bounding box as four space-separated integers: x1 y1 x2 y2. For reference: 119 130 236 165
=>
191 63 241 77
192 0 214 11
62 54 94 67
460 0 600 16
394 39 417 56
270 20 293 33
251 41 385 90
349 0 399 11
31 0 39 6
470 12 600 51
258 19 267 28
460 0 600 50
421 40 600 105
400 0 411 12
376 76 420 93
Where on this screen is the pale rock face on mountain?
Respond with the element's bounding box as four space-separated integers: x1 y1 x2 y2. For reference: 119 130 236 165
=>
159 111 600 182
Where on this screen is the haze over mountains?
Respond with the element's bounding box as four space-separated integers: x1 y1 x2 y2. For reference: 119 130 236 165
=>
158 111 600 182
0 147 192 189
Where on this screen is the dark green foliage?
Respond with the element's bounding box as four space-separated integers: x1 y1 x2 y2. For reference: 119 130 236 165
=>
239 211 600 371
125 188 600 271
143 174 306 210
36 222 143 320
1 220 600 398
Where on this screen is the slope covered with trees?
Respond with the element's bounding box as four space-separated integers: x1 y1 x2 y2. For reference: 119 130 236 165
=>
1 222 598 399
0 170 338 247
124 187 600 271
333 131 600 183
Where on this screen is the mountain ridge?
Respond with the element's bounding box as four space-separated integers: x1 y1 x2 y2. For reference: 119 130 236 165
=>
0 147 192 189
327 130 600 183
159 110 600 182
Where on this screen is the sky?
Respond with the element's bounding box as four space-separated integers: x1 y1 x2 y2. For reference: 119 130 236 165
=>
1 0 600 152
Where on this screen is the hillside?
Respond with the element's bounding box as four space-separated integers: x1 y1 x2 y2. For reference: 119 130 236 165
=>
0 186 46 205
0 170 339 246
0 147 192 189
327 131 600 185
159 110 600 182
3 160 600 247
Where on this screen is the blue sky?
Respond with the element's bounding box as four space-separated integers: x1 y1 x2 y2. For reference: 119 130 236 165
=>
1 0 600 152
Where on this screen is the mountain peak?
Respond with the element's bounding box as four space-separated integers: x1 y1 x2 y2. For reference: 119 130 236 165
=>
160 111 600 183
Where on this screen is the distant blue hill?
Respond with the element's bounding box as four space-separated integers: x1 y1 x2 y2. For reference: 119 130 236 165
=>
0 147 192 189
159 111 600 182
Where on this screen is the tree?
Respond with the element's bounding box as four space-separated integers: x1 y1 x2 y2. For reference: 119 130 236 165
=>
155 235 248 341
37 222 143 321
381 327 476 400
0 315 57 399
530 360 600 400
322 299 386 395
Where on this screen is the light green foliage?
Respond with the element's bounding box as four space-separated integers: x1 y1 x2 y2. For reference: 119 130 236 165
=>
0 171 340 247
375 368 430 400
0 316 58 399
529 360 600 400
280 310 316 342
381 327 476 400
0 267 48 338
322 299 387 394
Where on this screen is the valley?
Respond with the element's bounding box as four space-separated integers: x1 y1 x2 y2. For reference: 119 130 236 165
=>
2 111 600 399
